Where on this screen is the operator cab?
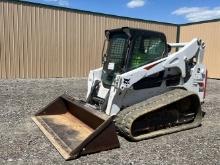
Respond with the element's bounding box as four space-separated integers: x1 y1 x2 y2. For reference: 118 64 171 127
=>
101 27 168 88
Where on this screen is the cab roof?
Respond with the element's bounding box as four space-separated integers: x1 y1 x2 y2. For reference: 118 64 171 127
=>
105 27 166 41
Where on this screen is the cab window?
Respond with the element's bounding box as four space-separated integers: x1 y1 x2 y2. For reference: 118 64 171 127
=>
129 36 166 70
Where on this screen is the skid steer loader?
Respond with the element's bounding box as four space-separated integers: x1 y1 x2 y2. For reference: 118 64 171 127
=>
32 27 207 160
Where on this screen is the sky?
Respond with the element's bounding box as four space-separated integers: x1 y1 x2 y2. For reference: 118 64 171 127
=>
22 0 220 24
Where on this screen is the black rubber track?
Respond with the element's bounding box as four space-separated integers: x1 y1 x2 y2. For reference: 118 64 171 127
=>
114 89 203 141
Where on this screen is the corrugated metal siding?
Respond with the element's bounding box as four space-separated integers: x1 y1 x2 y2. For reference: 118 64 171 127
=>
0 1 177 78
180 22 220 79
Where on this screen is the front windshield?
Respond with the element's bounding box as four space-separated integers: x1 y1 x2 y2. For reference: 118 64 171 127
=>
101 33 128 87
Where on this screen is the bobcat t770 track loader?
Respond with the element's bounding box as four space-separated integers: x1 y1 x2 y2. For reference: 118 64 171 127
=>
32 27 207 160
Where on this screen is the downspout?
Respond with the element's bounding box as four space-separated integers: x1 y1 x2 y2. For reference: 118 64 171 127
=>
176 25 180 52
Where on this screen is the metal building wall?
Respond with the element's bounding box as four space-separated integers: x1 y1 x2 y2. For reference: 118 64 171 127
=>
0 1 177 78
180 21 220 79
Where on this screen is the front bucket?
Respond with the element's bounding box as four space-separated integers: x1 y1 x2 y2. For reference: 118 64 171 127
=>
32 95 120 160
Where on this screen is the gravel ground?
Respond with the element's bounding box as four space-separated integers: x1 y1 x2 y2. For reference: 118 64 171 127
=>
0 78 219 165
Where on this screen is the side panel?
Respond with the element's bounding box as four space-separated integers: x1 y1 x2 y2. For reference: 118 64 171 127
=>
0 1 177 78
